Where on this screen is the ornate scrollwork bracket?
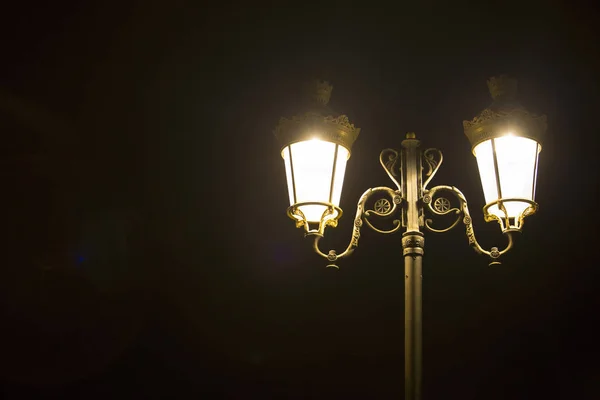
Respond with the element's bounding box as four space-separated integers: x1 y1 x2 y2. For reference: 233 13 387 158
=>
310 148 405 269
286 202 343 237
312 186 403 268
423 185 514 266
380 148 402 191
422 148 443 190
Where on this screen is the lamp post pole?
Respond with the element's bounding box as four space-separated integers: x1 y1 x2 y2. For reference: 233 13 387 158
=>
401 132 424 400
404 234 423 400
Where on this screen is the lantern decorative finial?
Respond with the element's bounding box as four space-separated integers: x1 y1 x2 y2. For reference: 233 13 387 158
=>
487 75 518 101
304 80 333 106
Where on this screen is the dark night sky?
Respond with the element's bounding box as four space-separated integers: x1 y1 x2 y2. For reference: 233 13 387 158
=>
1 2 598 399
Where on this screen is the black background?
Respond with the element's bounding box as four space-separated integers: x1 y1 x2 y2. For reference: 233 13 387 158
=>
1 1 598 399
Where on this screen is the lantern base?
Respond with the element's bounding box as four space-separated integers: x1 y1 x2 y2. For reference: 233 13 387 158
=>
483 198 538 232
287 202 343 236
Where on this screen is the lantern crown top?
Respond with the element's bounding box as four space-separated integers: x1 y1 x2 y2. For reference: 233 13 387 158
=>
487 75 518 101
463 75 547 150
304 80 333 106
274 79 360 153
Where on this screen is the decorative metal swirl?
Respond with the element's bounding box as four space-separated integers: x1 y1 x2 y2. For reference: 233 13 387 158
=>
424 185 514 265
380 149 402 191
363 187 403 235
363 217 403 235
312 186 403 268
310 147 408 268
422 148 443 190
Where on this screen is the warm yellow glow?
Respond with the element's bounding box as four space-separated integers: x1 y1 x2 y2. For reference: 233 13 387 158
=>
281 139 349 222
474 135 540 219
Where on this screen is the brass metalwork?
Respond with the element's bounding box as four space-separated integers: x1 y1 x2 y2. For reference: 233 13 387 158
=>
286 202 343 236
304 80 332 105
374 198 392 214
380 148 402 191
433 197 451 213
403 231 423 400
273 80 361 153
311 186 403 268
285 139 525 267
463 75 547 151
310 147 406 267
401 133 423 232
424 185 514 265
487 75 518 100
482 198 538 232
402 233 425 256
302 132 522 267
422 148 443 190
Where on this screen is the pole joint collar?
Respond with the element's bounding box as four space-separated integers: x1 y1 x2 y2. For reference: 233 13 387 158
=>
402 232 425 256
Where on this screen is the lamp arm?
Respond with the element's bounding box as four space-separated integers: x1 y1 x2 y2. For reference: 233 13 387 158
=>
424 185 514 265
311 186 402 268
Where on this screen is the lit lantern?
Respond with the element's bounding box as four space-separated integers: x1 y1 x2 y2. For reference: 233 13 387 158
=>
463 75 547 232
274 80 360 234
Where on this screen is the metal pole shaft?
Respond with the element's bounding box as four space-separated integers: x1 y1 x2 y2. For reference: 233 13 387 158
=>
403 234 423 400
401 133 424 400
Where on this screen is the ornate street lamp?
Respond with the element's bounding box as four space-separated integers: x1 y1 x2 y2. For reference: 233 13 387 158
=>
274 80 360 233
464 75 545 233
274 76 546 399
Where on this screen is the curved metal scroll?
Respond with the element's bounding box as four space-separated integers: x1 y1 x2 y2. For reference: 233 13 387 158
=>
363 187 403 234
423 185 514 265
312 186 402 268
310 148 406 268
422 148 443 190
380 149 402 191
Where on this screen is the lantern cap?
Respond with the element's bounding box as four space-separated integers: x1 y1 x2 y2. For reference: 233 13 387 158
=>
487 75 518 101
303 80 333 106
463 75 547 150
274 80 360 153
